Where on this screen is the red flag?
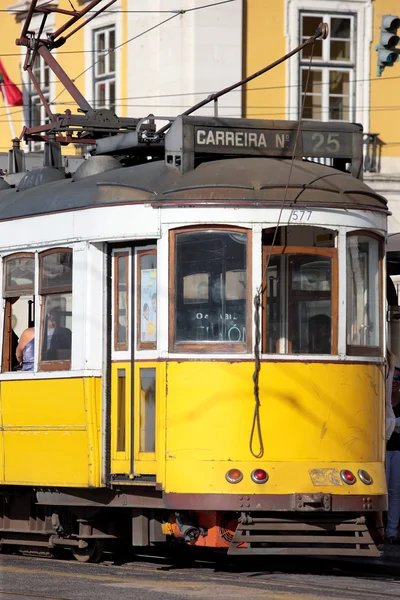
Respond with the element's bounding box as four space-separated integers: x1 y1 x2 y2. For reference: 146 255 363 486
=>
0 59 23 107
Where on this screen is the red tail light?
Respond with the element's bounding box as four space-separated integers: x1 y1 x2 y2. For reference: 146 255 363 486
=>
340 469 356 485
251 469 268 483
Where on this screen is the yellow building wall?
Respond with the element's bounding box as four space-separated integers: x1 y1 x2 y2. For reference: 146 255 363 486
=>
244 1 286 120
370 1 400 159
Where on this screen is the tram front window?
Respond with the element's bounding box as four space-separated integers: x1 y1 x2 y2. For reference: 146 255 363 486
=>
173 229 249 351
265 250 335 355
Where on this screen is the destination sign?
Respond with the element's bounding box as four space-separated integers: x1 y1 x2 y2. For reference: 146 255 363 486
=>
194 126 355 157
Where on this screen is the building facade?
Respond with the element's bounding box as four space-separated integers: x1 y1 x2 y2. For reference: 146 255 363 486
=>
0 0 398 227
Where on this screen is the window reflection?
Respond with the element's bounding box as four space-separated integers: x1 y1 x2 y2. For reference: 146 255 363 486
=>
175 231 248 346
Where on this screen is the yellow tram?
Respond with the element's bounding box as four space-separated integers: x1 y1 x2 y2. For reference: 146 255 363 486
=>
0 114 388 560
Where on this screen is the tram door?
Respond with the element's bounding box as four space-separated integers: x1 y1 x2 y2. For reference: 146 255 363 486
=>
109 246 157 478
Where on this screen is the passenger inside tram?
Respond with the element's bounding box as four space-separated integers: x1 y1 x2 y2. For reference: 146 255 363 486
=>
308 314 332 354
15 326 34 372
44 308 72 361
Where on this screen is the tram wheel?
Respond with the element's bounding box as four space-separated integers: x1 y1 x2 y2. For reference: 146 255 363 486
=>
72 540 104 563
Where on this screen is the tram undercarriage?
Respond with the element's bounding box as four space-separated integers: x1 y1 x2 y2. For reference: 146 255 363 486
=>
0 487 381 561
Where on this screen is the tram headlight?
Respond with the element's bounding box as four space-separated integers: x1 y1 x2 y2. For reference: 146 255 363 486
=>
358 469 373 485
225 468 243 484
340 469 356 485
251 469 269 484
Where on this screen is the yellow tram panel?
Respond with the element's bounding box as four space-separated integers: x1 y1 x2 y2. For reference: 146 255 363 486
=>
165 361 385 493
0 377 102 488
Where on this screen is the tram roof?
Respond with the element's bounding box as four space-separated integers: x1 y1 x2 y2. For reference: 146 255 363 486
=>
0 156 387 222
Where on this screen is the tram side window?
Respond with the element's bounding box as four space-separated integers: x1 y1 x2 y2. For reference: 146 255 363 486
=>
114 251 129 352
2 254 35 372
264 246 337 355
39 249 72 370
346 233 382 355
137 250 157 350
171 229 250 352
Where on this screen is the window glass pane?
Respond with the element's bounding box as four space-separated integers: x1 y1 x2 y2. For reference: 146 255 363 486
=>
140 368 156 453
40 294 72 362
329 96 349 121
301 16 323 59
3 296 34 372
40 251 72 292
329 70 349 95
31 98 41 127
117 369 126 452
97 55 106 76
96 83 106 108
265 253 332 354
44 65 50 89
33 57 40 81
175 231 247 345
330 40 351 61
139 253 157 347
302 69 322 119
115 254 129 351
329 71 349 120
330 18 351 39
4 255 34 294
109 30 116 72
347 236 380 348
290 256 332 354
266 256 282 354
97 32 105 52
109 81 116 112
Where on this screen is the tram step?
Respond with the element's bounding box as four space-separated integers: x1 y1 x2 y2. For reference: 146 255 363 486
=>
228 516 379 557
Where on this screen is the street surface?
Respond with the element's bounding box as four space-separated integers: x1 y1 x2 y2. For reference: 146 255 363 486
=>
1 551 400 600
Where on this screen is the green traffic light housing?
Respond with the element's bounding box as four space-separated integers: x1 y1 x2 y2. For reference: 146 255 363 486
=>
376 14 400 76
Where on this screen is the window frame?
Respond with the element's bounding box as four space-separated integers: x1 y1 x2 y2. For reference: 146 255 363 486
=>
113 250 130 352
38 247 73 372
262 246 338 355
169 226 252 354
137 248 157 351
346 230 383 357
299 12 355 122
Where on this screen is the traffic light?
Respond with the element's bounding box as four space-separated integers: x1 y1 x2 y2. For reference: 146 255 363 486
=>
376 15 400 76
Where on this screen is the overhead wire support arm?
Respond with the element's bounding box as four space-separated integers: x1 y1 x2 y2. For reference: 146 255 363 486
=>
157 22 329 135
15 0 119 116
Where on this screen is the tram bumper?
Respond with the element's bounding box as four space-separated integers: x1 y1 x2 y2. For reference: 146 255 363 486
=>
228 513 380 557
